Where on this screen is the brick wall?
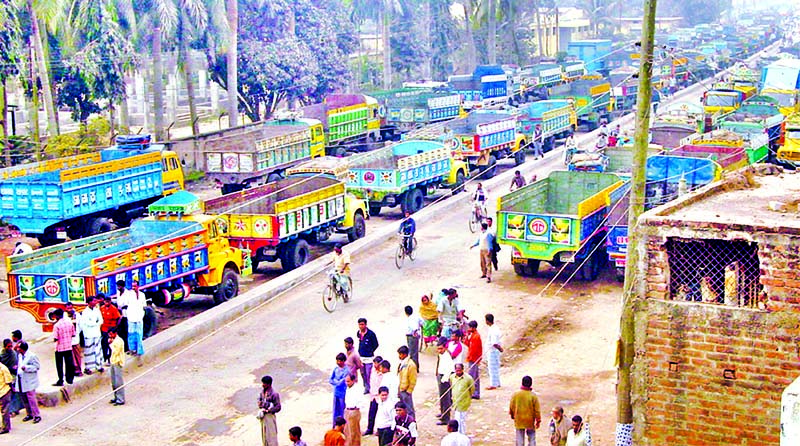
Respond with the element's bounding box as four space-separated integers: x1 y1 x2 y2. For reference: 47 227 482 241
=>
633 230 800 445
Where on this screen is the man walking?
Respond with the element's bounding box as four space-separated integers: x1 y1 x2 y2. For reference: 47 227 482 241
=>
484 314 503 390
81 296 104 375
108 328 126 406
356 318 379 394
549 406 570 446
465 321 482 399
403 306 421 370
509 376 541 446
100 295 121 365
258 375 282 446
344 337 363 384
435 337 455 425
470 223 495 283
441 420 471 446
15 342 41 424
449 364 475 435
343 374 362 446
0 360 13 434
486 217 500 271
566 415 588 446
397 346 417 418
374 386 396 446
52 308 76 386
329 353 349 425
125 280 146 356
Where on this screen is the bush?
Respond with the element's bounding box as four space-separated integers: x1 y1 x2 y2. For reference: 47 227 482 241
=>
44 116 115 157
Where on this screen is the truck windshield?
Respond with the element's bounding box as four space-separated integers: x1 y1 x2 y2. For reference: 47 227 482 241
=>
704 94 738 107
786 129 800 140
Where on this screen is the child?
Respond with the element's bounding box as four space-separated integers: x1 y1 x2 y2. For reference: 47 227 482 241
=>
108 328 126 405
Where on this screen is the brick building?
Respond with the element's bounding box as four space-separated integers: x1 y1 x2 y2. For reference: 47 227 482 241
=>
632 166 800 445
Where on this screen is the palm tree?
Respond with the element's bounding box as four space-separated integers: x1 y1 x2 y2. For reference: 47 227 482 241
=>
225 0 237 127
0 0 23 164
487 0 496 64
29 0 66 137
460 0 476 72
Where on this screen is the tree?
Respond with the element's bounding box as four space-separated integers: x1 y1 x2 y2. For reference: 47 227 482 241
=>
207 0 357 122
429 0 458 79
391 8 428 78
29 0 66 137
225 0 238 127
0 0 23 164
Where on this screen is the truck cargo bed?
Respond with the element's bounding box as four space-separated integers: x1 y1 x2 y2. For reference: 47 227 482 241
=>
204 176 342 216
499 171 621 216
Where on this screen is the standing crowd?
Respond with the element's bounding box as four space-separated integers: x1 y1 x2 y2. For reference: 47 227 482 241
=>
0 279 151 435
254 290 592 446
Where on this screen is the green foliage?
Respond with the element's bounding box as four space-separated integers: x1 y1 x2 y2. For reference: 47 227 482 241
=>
391 11 428 78
184 169 206 183
44 116 113 157
56 69 102 124
430 0 458 79
208 0 357 122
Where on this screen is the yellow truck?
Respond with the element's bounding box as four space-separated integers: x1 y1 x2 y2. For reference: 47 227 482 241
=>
7 190 247 331
203 176 367 272
777 112 800 166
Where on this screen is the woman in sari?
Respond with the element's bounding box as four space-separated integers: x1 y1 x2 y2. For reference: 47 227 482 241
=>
419 295 440 348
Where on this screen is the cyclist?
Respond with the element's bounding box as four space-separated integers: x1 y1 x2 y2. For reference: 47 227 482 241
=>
473 183 488 221
398 211 416 255
332 245 351 295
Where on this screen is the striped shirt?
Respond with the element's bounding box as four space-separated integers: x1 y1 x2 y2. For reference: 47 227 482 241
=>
53 318 75 352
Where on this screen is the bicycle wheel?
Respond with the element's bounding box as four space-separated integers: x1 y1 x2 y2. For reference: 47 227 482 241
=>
342 277 353 303
408 237 418 261
322 284 337 313
395 244 405 269
468 212 478 233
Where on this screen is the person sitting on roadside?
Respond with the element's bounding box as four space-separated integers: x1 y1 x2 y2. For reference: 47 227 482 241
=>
398 211 416 255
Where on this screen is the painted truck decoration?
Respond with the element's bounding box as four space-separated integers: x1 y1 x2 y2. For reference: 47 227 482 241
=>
515 100 576 151
7 191 246 331
202 118 325 190
0 135 184 246
497 171 623 281
301 94 381 156
203 176 367 272
371 88 462 139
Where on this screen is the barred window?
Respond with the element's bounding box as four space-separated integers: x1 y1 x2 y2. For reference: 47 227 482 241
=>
666 238 763 308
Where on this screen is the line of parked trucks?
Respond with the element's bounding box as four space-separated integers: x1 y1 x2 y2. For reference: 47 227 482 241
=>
2 16 785 333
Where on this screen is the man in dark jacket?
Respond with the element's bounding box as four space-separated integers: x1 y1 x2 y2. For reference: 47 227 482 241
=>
357 318 379 394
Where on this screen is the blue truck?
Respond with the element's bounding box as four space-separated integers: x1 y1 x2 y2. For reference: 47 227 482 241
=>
605 155 721 281
0 136 185 246
567 40 613 75
449 65 509 109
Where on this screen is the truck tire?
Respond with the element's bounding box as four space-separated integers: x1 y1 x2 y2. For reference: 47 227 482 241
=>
282 239 310 271
88 217 114 236
403 188 425 214
513 260 539 277
482 155 498 179
267 173 282 183
514 149 527 166
453 170 466 194
214 267 239 304
368 204 382 216
545 136 556 152
37 227 61 247
513 264 529 276
334 147 347 158
142 306 158 339
66 224 85 240
347 212 367 242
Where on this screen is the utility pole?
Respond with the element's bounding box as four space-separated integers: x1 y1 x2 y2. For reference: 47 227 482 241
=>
616 0 657 444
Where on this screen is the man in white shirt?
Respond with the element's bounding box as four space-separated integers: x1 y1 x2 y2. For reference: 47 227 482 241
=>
441 420 471 446
125 280 146 356
435 337 455 425
374 386 396 446
80 296 104 374
12 242 33 255
343 374 363 446
403 306 422 370
378 360 398 399
484 314 503 390
114 280 131 352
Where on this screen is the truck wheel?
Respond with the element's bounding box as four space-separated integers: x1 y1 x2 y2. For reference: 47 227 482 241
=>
37 228 61 247
616 267 625 283
334 147 347 158
368 204 382 216
513 264 529 277
526 260 540 276
403 188 425 214
453 170 466 194
142 306 158 339
267 173 282 183
514 150 526 166
482 156 498 179
88 217 114 236
545 136 556 152
214 267 239 304
66 224 85 240
348 212 366 242
282 239 310 271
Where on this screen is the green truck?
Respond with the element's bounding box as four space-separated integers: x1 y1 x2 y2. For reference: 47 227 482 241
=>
548 76 613 130
288 140 468 216
718 95 785 158
496 171 623 280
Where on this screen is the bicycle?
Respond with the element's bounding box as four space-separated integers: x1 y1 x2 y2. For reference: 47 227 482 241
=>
322 270 353 313
395 234 418 269
469 202 486 233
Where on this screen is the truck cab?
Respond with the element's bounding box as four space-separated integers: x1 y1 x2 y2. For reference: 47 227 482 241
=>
160 151 185 194
777 113 800 166
703 89 744 115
